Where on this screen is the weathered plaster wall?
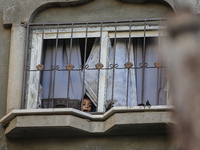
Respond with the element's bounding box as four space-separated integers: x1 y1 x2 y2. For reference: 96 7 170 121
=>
33 0 173 23
0 0 15 149
7 136 174 150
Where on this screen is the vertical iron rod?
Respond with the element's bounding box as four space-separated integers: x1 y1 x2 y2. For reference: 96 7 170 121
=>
22 24 30 109
126 21 132 106
111 22 117 107
156 20 162 105
51 24 59 107
133 39 138 104
81 23 88 110
67 23 74 107
48 41 54 99
141 20 146 104
156 68 160 105
36 25 45 108
97 22 103 112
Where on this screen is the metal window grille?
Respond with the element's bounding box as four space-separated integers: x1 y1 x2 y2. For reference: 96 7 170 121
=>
22 18 168 112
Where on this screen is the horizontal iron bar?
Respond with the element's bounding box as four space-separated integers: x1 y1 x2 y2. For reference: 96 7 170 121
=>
28 18 167 26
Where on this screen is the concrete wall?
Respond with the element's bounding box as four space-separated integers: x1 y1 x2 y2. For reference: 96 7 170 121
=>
7 136 174 150
0 0 197 149
0 0 15 149
33 0 172 23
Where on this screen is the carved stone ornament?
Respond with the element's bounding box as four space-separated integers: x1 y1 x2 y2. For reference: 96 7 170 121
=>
124 62 133 69
95 63 103 69
36 64 44 71
154 62 162 68
66 64 74 71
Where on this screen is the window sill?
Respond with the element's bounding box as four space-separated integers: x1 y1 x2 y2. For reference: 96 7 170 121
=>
0 106 174 138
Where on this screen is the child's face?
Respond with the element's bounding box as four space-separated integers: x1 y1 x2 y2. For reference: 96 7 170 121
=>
82 99 92 112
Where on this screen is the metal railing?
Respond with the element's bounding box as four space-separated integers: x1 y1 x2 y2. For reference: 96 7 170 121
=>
22 18 168 112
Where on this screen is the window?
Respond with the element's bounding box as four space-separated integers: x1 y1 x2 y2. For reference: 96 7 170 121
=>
23 19 168 112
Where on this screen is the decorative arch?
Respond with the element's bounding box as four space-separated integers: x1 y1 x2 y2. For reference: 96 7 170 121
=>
3 0 177 28
3 0 94 28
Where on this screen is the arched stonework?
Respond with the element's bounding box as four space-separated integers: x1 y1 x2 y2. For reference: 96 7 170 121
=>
2 0 177 28
32 0 174 23
3 0 94 28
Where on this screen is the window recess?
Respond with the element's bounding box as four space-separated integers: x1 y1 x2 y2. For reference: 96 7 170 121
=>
23 19 169 112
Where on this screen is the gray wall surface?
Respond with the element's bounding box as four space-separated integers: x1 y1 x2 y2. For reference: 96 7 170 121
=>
0 0 197 149
6 136 174 150
33 0 172 23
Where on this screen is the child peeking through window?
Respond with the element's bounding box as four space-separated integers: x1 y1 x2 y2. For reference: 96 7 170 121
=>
82 95 95 112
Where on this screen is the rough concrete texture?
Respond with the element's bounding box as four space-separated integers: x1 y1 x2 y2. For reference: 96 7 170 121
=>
2 0 200 27
0 0 17 149
33 0 173 23
3 110 173 138
7 136 174 150
6 25 26 113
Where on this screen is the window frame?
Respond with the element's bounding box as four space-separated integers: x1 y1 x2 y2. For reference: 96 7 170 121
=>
24 21 169 112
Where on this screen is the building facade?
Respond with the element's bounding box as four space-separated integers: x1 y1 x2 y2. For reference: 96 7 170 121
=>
0 0 199 149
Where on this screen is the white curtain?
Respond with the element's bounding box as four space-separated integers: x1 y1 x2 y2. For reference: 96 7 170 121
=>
27 37 138 109
106 38 137 107
41 39 83 100
85 38 137 108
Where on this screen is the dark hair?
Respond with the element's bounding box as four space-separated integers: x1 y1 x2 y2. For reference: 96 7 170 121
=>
83 95 90 100
82 94 96 112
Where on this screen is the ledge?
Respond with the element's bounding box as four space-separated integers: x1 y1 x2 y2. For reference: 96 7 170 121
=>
0 106 175 138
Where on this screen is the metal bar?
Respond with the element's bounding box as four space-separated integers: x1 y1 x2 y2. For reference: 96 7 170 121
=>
97 22 103 112
126 21 132 106
27 65 167 72
67 23 74 107
141 20 147 104
156 20 162 105
36 24 45 108
111 22 117 107
51 24 60 107
156 68 160 105
48 41 54 99
21 24 30 109
133 38 138 104
28 18 168 26
81 23 88 110
25 18 168 110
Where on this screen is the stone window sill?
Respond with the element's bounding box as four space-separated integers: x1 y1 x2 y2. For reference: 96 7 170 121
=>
0 106 174 138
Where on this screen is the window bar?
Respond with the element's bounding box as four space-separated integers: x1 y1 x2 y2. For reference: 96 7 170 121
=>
22 24 30 109
66 23 74 107
111 22 117 107
48 41 54 107
51 24 60 107
96 22 103 112
156 20 162 105
126 21 132 106
28 18 167 27
36 24 45 108
48 41 54 99
141 20 147 105
156 68 160 105
159 20 165 104
81 23 88 110
133 39 138 104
